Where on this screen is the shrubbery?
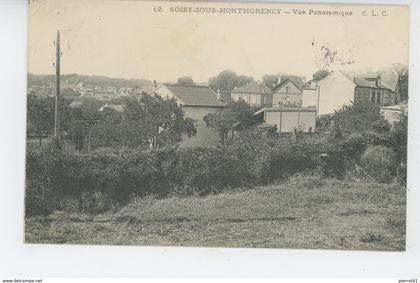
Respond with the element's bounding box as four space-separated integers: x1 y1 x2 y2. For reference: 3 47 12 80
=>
25 133 334 216
361 145 397 183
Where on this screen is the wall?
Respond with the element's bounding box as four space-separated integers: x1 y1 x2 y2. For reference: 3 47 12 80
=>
232 92 263 107
265 109 316 133
181 106 223 147
302 88 318 108
154 85 223 147
318 71 355 115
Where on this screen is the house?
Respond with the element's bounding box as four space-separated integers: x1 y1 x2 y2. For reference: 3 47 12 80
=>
272 78 303 107
81 88 94 97
314 71 400 115
94 91 116 101
380 100 407 126
153 84 225 146
254 106 316 133
231 81 273 107
139 85 156 95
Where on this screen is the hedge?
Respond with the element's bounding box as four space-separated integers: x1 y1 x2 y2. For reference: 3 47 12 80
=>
26 131 388 216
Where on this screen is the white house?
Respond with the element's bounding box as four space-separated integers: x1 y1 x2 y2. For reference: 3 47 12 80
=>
314 71 399 115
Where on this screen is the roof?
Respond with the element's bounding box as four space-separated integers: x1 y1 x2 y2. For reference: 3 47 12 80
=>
254 106 316 115
273 78 303 92
231 81 273 94
69 101 83 109
162 84 225 107
339 71 391 90
380 71 400 92
380 100 408 111
98 104 125 112
139 85 156 95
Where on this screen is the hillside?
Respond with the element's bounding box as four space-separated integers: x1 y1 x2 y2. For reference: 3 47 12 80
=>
27 73 154 89
25 175 406 250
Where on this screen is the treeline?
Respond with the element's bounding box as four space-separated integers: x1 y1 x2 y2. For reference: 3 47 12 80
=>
28 73 153 89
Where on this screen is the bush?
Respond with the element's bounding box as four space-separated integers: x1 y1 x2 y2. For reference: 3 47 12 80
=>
361 145 397 183
27 126 400 216
26 133 335 216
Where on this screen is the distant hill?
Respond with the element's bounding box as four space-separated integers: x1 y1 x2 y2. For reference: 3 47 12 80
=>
27 73 154 89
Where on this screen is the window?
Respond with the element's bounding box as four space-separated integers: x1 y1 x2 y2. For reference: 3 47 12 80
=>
377 91 381 104
371 91 376 104
285 86 290 93
250 95 257 104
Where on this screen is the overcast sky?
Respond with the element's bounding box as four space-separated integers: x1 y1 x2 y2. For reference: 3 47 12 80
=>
27 0 409 82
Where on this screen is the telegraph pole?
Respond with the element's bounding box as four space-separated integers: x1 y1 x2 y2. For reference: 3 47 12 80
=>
54 30 61 142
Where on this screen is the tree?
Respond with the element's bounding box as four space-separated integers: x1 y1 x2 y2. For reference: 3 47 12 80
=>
27 95 73 146
331 101 382 133
312 69 330 81
203 100 255 145
89 95 196 149
208 70 253 94
176 76 195 86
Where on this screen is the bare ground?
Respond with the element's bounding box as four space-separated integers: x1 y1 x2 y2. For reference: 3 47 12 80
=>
25 176 406 250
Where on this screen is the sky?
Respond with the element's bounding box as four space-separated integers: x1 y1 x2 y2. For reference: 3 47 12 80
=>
27 0 409 83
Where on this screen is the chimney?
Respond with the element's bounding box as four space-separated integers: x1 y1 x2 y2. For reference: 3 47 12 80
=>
276 77 282 86
216 89 221 100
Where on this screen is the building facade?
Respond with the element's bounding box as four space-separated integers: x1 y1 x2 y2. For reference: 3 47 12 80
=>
231 81 273 107
254 107 316 133
153 84 225 147
272 79 303 107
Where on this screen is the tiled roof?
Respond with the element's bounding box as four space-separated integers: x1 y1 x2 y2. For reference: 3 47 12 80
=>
139 85 156 95
339 71 391 90
380 72 400 92
273 78 303 92
231 81 273 94
164 84 225 107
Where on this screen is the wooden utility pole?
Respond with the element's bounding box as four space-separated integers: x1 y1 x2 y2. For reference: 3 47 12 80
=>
54 30 61 141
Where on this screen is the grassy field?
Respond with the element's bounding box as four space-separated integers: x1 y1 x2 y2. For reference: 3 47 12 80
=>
25 175 406 250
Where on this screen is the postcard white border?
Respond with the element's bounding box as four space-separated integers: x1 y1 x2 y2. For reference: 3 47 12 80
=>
0 0 419 278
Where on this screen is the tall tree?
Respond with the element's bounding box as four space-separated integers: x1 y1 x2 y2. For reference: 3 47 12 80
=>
176 76 195 86
27 95 73 146
208 70 253 94
89 95 196 149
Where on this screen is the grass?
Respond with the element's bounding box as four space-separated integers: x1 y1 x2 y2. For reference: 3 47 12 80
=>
25 174 406 250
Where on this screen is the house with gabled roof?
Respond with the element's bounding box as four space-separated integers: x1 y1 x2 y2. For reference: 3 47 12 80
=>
231 81 273 107
153 83 225 147
272 78 303 107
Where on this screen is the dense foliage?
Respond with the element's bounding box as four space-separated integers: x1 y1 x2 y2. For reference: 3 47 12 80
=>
27 95 74 144
25 132 330 216
203 100 257 144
